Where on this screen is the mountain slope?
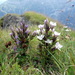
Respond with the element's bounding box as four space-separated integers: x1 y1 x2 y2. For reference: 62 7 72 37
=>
0 0 75 29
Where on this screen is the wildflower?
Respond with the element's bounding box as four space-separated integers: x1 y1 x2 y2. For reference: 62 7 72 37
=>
36 30 40 34
65 29 71 31
40 28 45 34
53 31 60 37
38 24 44 29
9 33 13 36
25 30 30 35
37 35 44 40
44 19 49 32
16 28 19 32
55 42 63 51
13 46 17 51
16 40 20 45
15 36 18 39
11 28 15 37
24 25 29 31
50 28 55 32
50 21 56 29
44 19 49 25
45 39 52 44
32 31 38 36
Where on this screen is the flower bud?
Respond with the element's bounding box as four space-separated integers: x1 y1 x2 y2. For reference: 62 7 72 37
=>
32 31 38 36
24 25 29 31
44 19 49 32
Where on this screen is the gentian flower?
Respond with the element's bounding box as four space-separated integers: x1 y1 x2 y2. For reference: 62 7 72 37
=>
36 30 40 34
25 25 28 28
55 42 63 51
44 19 49 31
38 24 44 29
53 31 60 37
50 21 56 29
37 35 44 40
16 40 20 45
25 30 30 35
9 33 13 36
32 31 38 36
15 36 18 39
45 39 52 44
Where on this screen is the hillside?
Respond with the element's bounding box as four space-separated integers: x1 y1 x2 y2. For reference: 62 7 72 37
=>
0 12 75 75
0 0 75 29
0 11 56 28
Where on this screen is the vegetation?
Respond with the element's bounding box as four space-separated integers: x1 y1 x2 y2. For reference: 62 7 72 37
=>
0 17 4 27
22 11 53 25
0 12 75 75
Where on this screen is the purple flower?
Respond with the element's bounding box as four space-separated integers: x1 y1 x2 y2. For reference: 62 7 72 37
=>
38 24 44 29
15 36 18 39
9 33 13 36
16 40 20 45
13 46 17 51
25 25 28 28
19 29 23 32
10 27 15 37
16 28 19 32
20 20 25 29
20 20 25 26
24 25 29 31
32 31 38 36
25 30 30 34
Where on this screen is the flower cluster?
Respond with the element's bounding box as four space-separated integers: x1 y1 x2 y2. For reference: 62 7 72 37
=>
8 19 63 66
10 21 35 52
36 19 63 51
34 19 63 70
63 25 71 31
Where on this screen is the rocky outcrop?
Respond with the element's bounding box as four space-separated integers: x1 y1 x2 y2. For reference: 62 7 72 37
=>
3 14 24 28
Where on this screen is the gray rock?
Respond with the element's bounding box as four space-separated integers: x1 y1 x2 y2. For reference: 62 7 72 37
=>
3 14 24 28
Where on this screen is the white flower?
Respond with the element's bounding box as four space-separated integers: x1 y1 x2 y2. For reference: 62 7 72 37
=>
50 28 55 32
40 29 45 34
37 35 44 40
50 21 56 28
36 30 40 34
55 42 63 51
65 29 71 31
53 31 60 37
38 24 44 29
45 39 52 44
